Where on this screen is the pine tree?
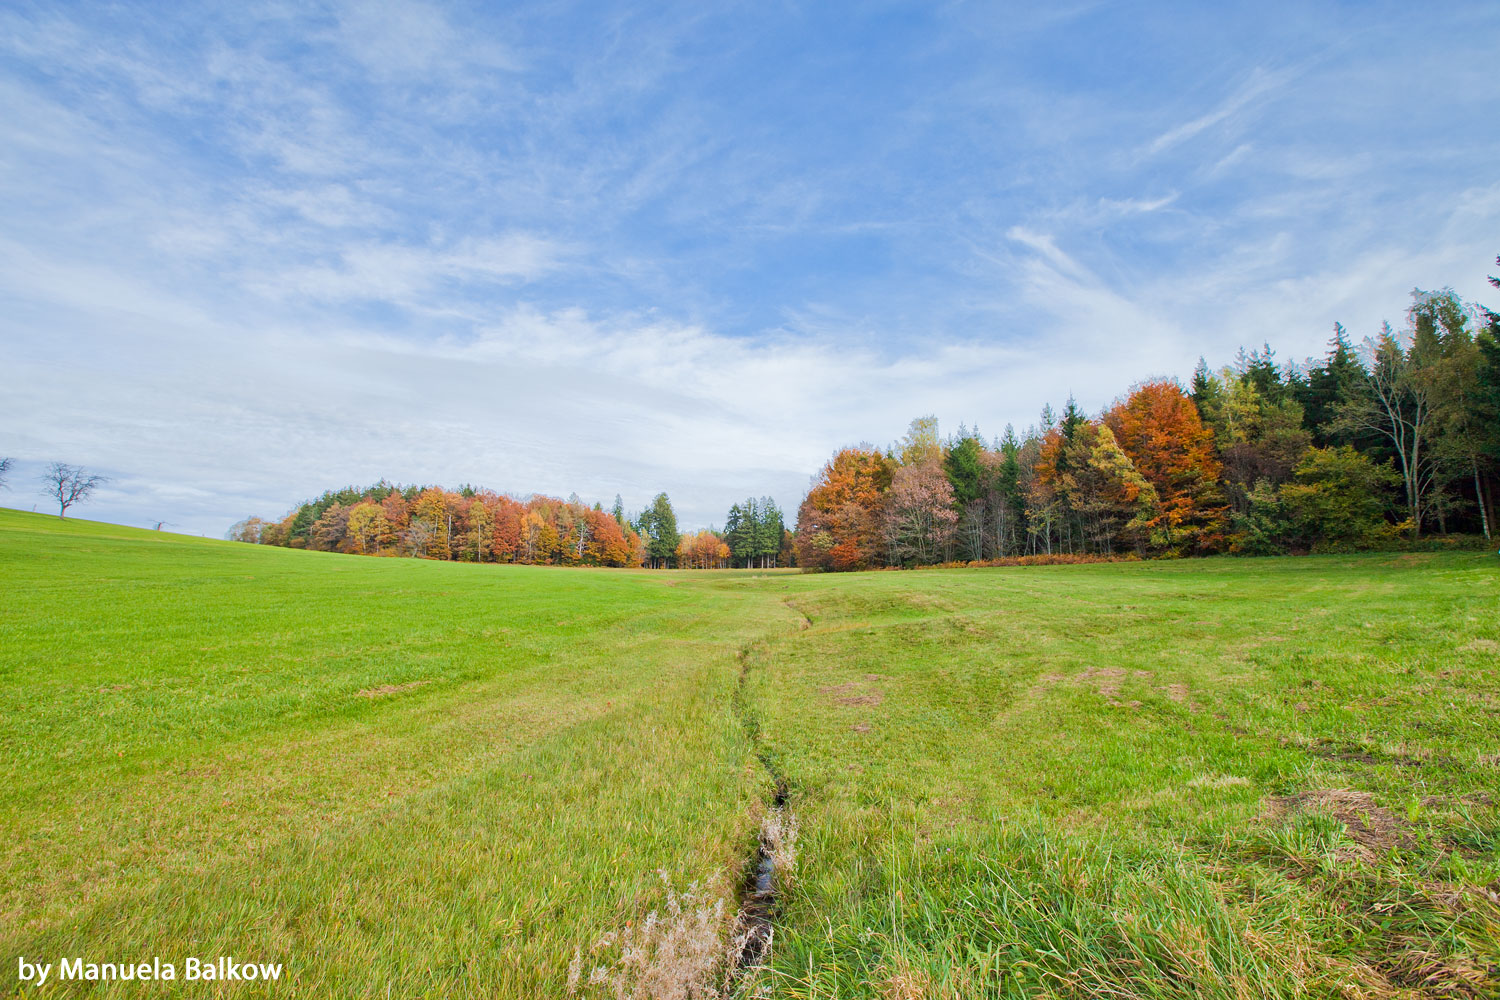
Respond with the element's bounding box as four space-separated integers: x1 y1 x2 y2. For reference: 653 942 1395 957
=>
751 498 769 567
993 424 1024 557
1190 357 1221 418
763 499 785 568
943 433 985 507
724 501 751 566
1059 395 1086 441
1240 342 1286 403
1299 325 1366 446
638 493 681 568
743 497 761 566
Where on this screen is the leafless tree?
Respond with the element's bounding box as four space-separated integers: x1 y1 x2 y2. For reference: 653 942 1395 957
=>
41 463 107 518
226 517 262 542
0 457 12 490
404 518 434 557
1334 325 1436 536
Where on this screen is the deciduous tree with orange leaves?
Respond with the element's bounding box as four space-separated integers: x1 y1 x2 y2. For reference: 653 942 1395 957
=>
675 529 730 569
796 446 895 571
1104 379 1227 553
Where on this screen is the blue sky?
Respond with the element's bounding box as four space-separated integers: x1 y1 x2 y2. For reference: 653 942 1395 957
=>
2 1 1497 534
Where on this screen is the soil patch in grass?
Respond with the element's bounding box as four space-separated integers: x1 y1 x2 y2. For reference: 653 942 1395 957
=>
1264 788 1413 854
355 680 432 698
819 682 884 707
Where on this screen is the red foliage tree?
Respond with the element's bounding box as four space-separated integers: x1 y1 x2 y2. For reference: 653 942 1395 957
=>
487 496 522 562
883 460 958 564
583 507 634 566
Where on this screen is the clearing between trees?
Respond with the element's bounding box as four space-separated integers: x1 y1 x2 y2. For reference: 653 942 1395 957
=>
1 508 1496 998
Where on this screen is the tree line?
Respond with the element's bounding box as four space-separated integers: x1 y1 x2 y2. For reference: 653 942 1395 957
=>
19 261 1498 572
236 484 648 566
234 485 794 570
797 274 1500 570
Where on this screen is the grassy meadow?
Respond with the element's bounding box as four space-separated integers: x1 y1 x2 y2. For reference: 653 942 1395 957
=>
2 508 1497 998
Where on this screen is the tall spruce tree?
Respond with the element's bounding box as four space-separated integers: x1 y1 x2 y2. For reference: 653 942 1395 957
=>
637 493 681 568
756 497 783 567
1190 357 1222 424
723 501 747 565
945 429 988 561
994 424 1024 557
1238 343 1287 403
724 496 785 567
1298 325 1366 446
943 432 986 507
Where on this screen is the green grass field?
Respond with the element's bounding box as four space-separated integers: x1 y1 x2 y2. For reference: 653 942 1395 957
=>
3 508 1498 998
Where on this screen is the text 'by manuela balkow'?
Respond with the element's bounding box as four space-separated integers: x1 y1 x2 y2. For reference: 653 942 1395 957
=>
17 956 283 985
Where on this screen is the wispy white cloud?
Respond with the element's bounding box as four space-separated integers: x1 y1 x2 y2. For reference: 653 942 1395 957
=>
1003 227 1093 285
1146 67 1294 156
333 0 521 78
250 234 568 305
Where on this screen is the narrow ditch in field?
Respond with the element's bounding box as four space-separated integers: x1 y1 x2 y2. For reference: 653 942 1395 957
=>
731 777 789 970
727 640 794 982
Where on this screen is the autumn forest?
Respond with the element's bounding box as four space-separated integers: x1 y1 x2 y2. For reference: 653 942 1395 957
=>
236 278 1500 571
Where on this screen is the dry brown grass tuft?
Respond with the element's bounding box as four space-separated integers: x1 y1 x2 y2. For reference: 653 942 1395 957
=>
1367 883 1500 998
569 814 799 1000
761 810 798 884
1377 947 1498 998
1187 774 1250 789
1077 666 1128 698
877 956 932 1000
569 873 732 1000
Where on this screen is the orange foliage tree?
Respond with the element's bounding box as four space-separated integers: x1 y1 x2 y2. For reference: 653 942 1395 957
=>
796 447 895 571
676 529 730 569
1104 380 1227 553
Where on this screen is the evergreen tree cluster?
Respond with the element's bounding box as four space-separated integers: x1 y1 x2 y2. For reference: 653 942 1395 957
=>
723 497 786 568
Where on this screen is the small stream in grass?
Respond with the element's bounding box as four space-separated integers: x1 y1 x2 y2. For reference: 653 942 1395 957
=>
729 636 794 980
731 779 789 971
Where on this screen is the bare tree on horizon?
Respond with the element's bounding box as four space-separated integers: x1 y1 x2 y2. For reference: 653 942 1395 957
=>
41 463 107 518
